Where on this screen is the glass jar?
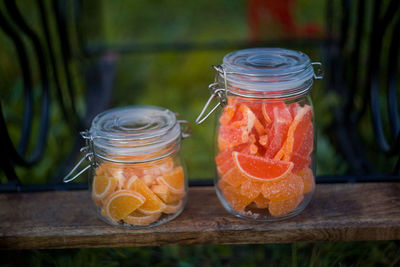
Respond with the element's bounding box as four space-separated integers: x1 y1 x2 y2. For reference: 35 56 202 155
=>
64 105 191 228
196 48 323 221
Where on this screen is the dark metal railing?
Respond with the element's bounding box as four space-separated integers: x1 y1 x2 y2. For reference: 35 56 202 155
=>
0 0 399 191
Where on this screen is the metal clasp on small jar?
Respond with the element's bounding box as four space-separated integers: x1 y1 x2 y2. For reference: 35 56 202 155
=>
63 131 94 183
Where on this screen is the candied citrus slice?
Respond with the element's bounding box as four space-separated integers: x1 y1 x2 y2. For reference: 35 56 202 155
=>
253 194 270 209
268 194 303 217
104 190 146 222
219 105 236 125
297 167 314 194
123 167 143 180
264 103 292 158
261 173 304 201
156 166 185 194
221 167 248 187
141 175 157 187
126 176 166 215
282 105 312 160
232 152 293 182
124 211 162 226
151 184 185 204
215 142 259 175
239 179 263 200
218 179 253 212
92 175 119 201
218 125 249 151
261 102 289 123
291 152 311 173
231 104 264 135
157 157 175 174
163 200 183 214
289 102 301 118
95 164 109 176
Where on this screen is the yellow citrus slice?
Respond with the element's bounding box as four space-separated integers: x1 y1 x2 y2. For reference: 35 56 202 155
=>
126 176 166 215
157 157 175 174
163 200 183 214
151 183 185 204
124 211 162 226
92 175 118 200
156 166 185 194
104 190 146 222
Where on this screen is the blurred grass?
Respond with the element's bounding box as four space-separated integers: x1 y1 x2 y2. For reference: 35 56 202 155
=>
1 241 399 267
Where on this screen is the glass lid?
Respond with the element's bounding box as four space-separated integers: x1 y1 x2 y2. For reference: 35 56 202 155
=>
89 105 181 158
220 47 315 96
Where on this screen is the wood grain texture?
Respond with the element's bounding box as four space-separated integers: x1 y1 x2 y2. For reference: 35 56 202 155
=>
1 183 400 249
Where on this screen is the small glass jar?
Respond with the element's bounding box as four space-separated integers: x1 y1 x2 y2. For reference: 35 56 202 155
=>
196 48 323 221
65 105 191 228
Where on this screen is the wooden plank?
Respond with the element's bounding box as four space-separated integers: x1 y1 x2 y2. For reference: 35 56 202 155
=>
0 183 400 249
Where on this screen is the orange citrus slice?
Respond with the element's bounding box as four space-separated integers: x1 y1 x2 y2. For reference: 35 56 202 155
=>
219 105 236 125
264 103 292 158
126 176 166 215
261 102 272 124
281 105 313 161
239 179 262 200
221 167 248 187
291 152 311 173
215 142 259 175
151 183 185 204
124 211 162 226
163 200 183 214
261 173 304 201
156 166 185 194
104 190 146 222
218 125 249 151
232 152 293 182
218 179 253 212
92 175 119 201
297 167 314 194
268 194 303 217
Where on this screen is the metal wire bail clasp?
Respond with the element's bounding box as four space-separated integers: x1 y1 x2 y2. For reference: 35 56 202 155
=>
195 65 228 124
63 131 94 183
312 62 324 80
178 120 192 139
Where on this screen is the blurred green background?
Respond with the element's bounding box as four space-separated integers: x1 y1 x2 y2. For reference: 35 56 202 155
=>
1 0 346 184
1 0 399 266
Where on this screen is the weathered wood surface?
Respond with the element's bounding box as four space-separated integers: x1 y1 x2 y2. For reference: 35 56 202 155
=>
1 183 400 249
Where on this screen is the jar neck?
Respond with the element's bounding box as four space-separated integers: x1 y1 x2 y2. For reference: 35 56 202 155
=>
216 74 314 100
88 136 182 164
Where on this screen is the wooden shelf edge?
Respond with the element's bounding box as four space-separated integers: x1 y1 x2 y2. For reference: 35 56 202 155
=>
1 183 399 249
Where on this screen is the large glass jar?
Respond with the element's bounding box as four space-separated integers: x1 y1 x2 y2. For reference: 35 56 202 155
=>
65 105 191 228
197 48 322 221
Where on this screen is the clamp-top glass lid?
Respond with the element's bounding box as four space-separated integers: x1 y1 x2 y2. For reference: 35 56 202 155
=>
89 105 181 158
220 47 316 94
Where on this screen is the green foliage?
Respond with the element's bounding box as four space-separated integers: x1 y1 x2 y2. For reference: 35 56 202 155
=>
1 242 399 266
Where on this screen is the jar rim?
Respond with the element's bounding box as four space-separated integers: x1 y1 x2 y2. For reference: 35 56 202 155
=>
219 47 316 97
87 105 181 161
